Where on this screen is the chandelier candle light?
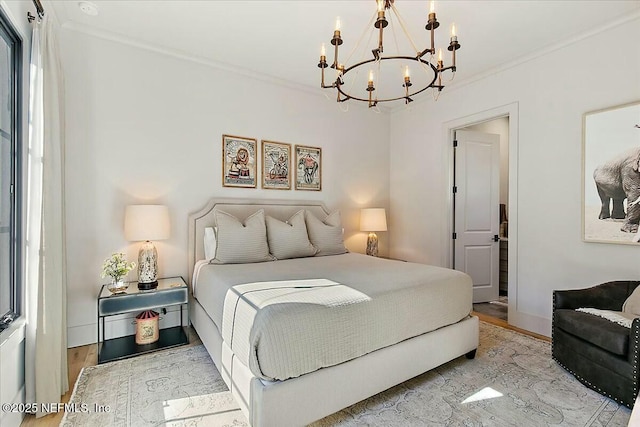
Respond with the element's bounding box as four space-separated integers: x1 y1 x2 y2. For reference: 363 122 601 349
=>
318 0 460 107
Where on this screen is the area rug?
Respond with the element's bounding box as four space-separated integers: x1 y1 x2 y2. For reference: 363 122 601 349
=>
61 322 631 426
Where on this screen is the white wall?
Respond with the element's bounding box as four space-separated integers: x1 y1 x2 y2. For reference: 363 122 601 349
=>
0 1 31 425
389 15 640 336
60 29 391 347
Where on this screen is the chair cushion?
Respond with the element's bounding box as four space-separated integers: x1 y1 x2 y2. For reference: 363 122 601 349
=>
623 284 640 316
555 309 629 356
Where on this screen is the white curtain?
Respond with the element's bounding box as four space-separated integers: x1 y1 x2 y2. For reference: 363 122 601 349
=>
25 13 68 415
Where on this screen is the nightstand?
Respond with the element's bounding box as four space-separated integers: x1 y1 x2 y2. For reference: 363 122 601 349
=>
97 276 189 364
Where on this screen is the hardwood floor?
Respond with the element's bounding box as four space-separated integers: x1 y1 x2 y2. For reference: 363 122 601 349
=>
472 295 508 321
19 327 202 427
472 310 551 342
20 344 96 427
20 318 546 426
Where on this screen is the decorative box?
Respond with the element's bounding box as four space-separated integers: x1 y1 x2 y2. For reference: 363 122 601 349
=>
135 310 159 345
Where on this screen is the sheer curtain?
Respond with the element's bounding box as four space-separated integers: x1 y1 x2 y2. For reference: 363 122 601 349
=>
24 13 68 415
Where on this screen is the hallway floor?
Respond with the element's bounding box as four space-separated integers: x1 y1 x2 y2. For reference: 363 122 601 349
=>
472 295 508 321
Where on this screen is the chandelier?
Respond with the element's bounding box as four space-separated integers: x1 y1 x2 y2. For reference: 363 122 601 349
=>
317 0 460 108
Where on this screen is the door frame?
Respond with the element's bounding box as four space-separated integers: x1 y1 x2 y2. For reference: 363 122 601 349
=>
442 102 519 318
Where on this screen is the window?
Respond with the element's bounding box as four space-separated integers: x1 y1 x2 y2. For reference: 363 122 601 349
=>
0 9 21 332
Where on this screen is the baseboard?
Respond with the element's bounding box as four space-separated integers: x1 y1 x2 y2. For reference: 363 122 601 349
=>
67 323 96 348
509 309 551 337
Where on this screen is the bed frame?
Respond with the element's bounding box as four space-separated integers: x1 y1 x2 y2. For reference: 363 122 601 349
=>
187 198 479 427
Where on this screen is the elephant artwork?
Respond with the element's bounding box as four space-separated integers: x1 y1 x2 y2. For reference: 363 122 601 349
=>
593 146 640 233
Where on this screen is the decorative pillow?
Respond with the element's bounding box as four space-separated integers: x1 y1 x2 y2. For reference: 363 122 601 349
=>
265 210 317 260
623 285 640 316
213 209 273 264
204 227 217 261
305 210 348 256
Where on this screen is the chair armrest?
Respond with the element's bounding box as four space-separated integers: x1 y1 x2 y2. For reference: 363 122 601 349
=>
554 280 640 311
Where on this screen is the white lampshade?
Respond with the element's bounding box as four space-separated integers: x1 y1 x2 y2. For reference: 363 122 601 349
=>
360 208 387 232
124 205 170 241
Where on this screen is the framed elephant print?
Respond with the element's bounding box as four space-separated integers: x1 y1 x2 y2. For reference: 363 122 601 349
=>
222 134 257 188
261 140 291 190
583 100 640 244
295 145 322 191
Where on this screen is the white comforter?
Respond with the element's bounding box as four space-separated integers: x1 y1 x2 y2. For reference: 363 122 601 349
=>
194 253 472 381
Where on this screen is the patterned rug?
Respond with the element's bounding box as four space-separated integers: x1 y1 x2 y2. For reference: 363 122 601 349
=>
61 322 631 426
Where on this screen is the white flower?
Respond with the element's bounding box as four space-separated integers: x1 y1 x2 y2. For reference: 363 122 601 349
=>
101 252 136 282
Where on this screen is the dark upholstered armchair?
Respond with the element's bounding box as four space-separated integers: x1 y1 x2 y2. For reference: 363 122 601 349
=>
553 280 640 408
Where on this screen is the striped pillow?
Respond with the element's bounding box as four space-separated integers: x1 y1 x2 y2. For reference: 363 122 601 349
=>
266 210 317 260
305 210 348 256
213 209 273 264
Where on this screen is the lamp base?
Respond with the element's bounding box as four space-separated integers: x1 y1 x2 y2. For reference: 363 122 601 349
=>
138 280 158 291
138 240 159 288
366 232 379 257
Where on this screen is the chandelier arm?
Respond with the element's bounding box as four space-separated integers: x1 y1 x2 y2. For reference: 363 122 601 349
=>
336 56 440 103
341 19 377 102
415 49 439 80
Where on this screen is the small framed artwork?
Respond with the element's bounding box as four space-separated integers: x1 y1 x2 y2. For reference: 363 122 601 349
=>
582 100 640 244
295 145 322 191
261 140 291 190
222 134 257 188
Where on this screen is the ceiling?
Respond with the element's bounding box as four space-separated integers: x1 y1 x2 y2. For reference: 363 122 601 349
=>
49 1 640 102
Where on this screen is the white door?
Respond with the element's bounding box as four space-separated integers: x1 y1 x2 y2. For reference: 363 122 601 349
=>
453 130 500 303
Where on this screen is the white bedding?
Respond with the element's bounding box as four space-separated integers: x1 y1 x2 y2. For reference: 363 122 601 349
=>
193 253 472 381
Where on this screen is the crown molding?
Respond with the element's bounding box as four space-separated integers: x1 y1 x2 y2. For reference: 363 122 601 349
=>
61 20 388 114
62 21 324 95
60 6 639 117
390 9 640 114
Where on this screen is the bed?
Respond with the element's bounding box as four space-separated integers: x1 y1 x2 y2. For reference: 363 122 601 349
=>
188 198 479 426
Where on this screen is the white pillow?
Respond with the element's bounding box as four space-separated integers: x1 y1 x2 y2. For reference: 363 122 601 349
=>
305 210 348 256
623 285 640 316
204 227 217 261
265 210 317 260
213 209 273 264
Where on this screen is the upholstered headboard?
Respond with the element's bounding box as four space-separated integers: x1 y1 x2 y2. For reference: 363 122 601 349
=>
187 198 330 285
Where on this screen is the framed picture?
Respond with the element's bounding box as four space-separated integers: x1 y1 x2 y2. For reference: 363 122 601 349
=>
295 145 322 191
582 100 640 244
261 140 291 190
222 135 257 188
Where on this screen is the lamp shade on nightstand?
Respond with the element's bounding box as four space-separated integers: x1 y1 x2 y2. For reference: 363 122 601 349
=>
125 205 170 289
360 208 387 257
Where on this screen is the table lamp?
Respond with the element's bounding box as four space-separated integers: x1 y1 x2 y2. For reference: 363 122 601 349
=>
125 205 170 290
360 208 387 257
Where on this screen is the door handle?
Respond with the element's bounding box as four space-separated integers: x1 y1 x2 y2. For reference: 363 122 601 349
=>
493 235 500 242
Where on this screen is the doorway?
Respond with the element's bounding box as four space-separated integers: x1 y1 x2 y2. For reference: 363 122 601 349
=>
454 116 510 321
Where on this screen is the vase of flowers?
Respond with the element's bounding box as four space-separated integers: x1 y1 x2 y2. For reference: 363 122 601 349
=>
101 252 136 293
